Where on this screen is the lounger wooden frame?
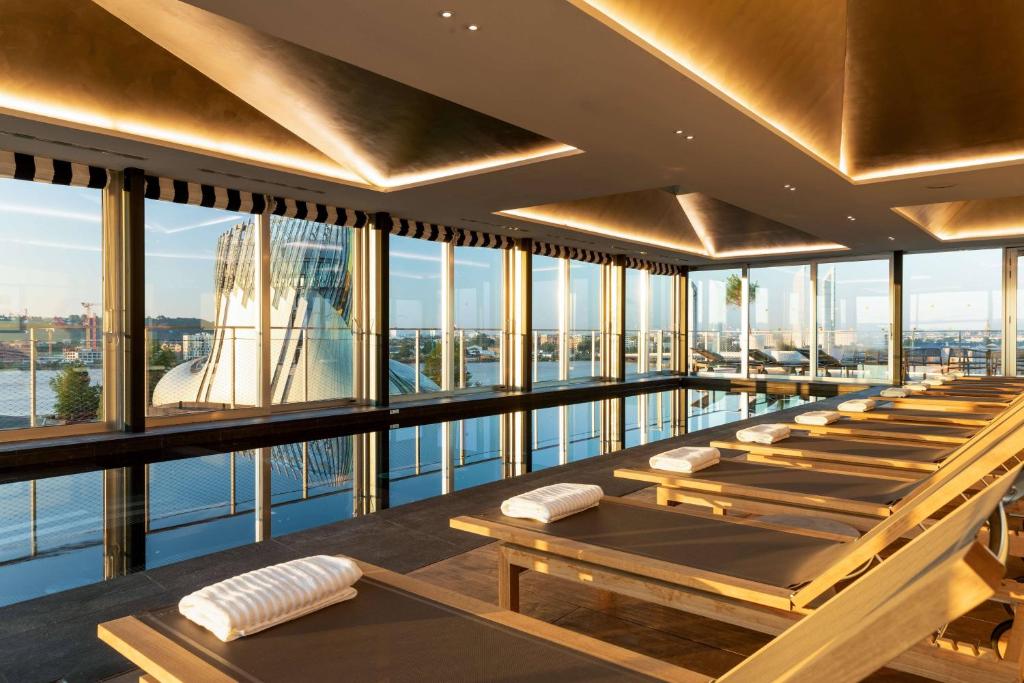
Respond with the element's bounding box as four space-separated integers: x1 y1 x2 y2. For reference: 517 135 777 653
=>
452 460 1024 683
98 561 702 683
778 420 972 445
99 506 1006 683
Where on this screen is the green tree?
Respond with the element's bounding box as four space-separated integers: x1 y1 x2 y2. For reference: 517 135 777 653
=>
422 339 473 387
50 363 101 423
725 274 758 307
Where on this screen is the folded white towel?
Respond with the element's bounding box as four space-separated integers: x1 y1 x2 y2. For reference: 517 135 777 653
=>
795 410 841 426
926 372 957 382
501 483 603 523
879 387 908 398
951 370 965 378
838 398 877 412
922 378 944 387
903 383 928 392
179 555 362 642
736 423 791 444
649 446 720 473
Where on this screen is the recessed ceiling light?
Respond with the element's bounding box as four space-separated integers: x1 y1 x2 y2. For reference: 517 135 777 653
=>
888 236 896 241
439 10 453 18
685 135 694 140
467 24 479 31
846 215 856 221
783 184 791 188
788 186 796 191
674 130 684 135
638 250 648 255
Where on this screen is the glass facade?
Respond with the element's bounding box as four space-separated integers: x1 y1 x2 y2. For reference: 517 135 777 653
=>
389 236 444 394
817 259 890 381
0 179 105 432
453 246 503 389
903 249 1003 377
748 264 811 377
688 268 742 374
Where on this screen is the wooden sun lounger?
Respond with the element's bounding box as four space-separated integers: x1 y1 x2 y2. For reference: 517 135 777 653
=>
709 431 955 474
452 466 1020 683
887 394 1011 411
840 403 992 428
98 504 1006 683
780 419 975 445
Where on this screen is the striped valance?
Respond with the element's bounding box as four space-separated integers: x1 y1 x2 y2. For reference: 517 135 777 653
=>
270 196 368 228
622 256 685 276
532 241 614 265
390 218 514 249
0 151 109 189
143 175 366 227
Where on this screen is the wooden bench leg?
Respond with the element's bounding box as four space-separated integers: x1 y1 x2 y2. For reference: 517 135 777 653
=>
498 544 525 611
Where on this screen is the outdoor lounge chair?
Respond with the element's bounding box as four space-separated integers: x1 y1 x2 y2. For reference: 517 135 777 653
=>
839 401 995 428
99 476 1010 683
690 348 740 374
451 465 1023 683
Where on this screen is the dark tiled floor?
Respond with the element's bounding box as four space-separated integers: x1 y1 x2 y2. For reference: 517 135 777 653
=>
0 394 865 682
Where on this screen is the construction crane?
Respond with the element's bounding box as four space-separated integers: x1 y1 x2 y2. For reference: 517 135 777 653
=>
81 302 99 351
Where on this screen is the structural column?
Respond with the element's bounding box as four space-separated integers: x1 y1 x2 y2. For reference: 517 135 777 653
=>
102 465 146 578
674 268 689 374
605 258 626 381
891 252 904 384
369 213 391 406
121 168 146 432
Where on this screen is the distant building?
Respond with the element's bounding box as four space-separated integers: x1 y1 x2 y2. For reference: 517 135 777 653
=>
182 332 212 360
62 348 79 362
77 348 102 364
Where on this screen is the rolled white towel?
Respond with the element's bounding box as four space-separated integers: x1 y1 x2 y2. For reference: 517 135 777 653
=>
903 383 928 392
951 370 965 378
879 387 908 398
838 398 877 412
922 378 944 387
179 555 362 642
926 372 957 382
649 446 720 473
795 410 841 426
736 423 791 444
501 483 603 523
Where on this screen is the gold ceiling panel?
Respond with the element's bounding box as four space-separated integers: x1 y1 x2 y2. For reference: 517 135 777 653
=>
676 193 846 258
844 0 1024 180
0 0 354 181
500 188 707 255
571 0 848 166
501 189 846 259
894 196 1024 242
93 0 577 190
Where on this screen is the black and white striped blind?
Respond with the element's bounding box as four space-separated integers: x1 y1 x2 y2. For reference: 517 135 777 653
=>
532 241 614 265
0 151 109 188
143 176 368 227
622 256 686 276
390 217 514 249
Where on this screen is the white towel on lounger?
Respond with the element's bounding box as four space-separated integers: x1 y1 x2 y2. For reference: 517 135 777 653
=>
736 423 790 444
951 371 965 378
903 383 928 392
179 555 362 642
927 372 956 382
879 387 908 398
838 398 877 412
649 446 720 473
922 378 944 387
794 410 841 426
501 483 603 523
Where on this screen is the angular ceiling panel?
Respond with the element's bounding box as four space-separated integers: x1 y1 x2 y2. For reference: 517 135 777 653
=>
501 189 847 260
500 188 707 255
894 196 1024 242
93 0 578 190
571 0 848 167
844 0 1024 179
0 0 355 181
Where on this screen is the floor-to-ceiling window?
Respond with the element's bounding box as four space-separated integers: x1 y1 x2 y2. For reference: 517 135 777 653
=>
531 255 561 384
625 268 643 377
270 218 357 405
903 249 1003 377
816 258 891 381
568 260 602 379
627 268 679 377
688 268 742 374
748 264 811 377
145 201 257 417
0 179 106 433
453 245 503 389
388 235 443 394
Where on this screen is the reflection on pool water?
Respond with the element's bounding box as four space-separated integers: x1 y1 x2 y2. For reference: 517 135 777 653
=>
0 388 816 607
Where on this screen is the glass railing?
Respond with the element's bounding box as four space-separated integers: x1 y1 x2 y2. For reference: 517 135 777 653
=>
902 331 1004 377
